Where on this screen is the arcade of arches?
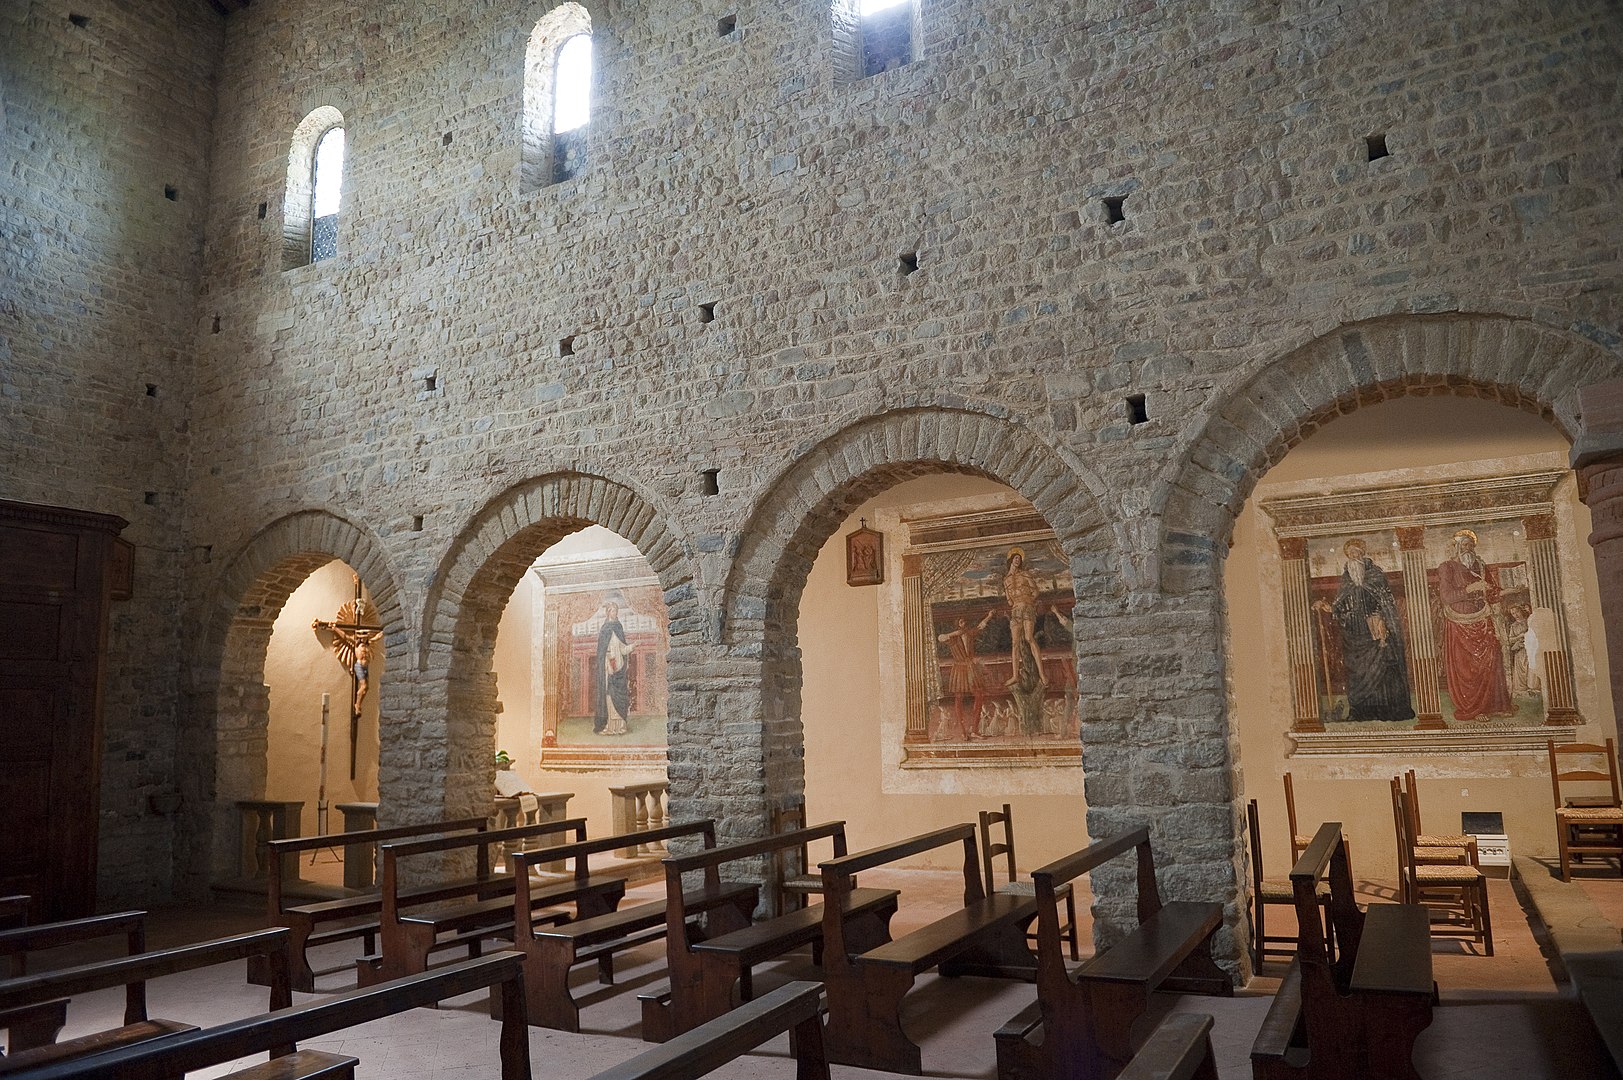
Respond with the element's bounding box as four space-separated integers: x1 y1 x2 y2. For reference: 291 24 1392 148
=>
3 0 1621 1012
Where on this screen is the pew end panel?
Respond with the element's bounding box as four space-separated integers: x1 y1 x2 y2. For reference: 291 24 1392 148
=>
641 821 898 1044
818 824 1037 1075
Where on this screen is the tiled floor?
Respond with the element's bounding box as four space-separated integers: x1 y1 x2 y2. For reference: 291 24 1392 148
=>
17 867 1622 1080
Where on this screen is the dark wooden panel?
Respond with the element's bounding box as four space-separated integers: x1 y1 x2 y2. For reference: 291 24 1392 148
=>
0 526 80 591
0 601 65 660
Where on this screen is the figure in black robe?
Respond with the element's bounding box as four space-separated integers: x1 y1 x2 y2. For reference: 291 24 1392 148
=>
593 603 632 734
1314 539 1415 722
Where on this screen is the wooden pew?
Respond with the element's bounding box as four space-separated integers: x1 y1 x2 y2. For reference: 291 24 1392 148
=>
503 820 758 1032
0 912 147 1057
1118 1013 1218 1080
367 816 621 985
996 827 1230 1080
1251 822 1436 1080
19 971 831 1080
818 823 1039 1075
599 981 829 1080
1 951 531 1080
0 900 28 935
639 821 899 1042
253 815 489 991
0 928 292 1075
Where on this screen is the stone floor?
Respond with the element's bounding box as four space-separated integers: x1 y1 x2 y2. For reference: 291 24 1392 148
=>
17 866 1623 1080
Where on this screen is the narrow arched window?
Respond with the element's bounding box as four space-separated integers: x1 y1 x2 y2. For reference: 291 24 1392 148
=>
281 105 346 270
521 4 593 191
310 126 345 262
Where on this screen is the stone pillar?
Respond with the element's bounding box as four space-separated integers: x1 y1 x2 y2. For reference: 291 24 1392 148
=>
1572 380 1623 722
1278 537 1323 732
1523 513 1581 724
902 553 929 743
1395 526 1446 729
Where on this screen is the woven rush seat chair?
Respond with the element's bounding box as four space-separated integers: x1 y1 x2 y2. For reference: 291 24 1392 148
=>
1548 737 1623 881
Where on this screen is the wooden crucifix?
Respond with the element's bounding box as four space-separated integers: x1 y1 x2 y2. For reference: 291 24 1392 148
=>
311 574 382 780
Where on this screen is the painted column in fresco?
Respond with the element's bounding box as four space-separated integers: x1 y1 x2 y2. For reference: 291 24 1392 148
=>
1395 526 1446 729
1279 537 1323 732
903 553 929 743
1524 512 1581 724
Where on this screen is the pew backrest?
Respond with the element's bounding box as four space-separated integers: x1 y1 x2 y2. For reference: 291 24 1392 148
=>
378 817 590 926
263 816 489 915
2 951 532 1080
818 823 983 964
508 820 719 939
0 911 147 1021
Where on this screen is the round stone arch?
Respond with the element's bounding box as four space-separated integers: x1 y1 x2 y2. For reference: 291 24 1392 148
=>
1159 313 1621 595
416 471 697 828
719 406 1119 842
1147 312 1621 974
186 509 403 886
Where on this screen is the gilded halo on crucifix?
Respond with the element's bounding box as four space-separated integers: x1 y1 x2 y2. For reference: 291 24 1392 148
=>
311 573 383 779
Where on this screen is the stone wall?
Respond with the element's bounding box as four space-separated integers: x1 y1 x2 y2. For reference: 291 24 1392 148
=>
3 0 1620 969
0 0 223 903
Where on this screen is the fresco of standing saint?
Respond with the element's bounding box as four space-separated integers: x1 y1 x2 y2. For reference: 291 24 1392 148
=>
1313 538 1414 721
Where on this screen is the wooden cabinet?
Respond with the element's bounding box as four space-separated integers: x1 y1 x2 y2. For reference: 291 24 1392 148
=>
0 500 130 920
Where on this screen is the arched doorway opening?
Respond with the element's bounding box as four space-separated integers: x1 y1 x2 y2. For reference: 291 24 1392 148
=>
1227 394 1616 898
261 559 384 881
489 526 671 838
799 473 1087 868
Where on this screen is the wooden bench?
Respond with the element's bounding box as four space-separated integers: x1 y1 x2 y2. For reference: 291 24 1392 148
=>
1118 1013 1218 1080
0 927 292 1075
367 816 620 985
2 951 531 1080
599 981 829 1080
819 823 1040 1075
639 821 899 1042
1251 822 1436 1080
252 815 489 991
996 827 1230 1080
503 819 758 1032
0 911 147 1057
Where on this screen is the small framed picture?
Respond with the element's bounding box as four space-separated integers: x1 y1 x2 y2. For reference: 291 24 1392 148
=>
846 519 884 587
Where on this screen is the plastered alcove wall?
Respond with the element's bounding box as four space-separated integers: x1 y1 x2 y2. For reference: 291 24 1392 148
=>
493 527 666 834
801 474 1089 871
264 560 382 836
1229 397 1618 880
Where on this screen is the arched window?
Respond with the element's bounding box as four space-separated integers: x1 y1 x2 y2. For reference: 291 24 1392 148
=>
833 0 919 83
522 4 593 191
281 106 346 270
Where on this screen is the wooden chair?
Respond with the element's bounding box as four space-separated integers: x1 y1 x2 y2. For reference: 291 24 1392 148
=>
1548 738 1623 881
1401 771 1474 867
1284 774 1348 866
769 804 824 914
979 804 1079 961
1246 800 1330 970
1390 778 1492 955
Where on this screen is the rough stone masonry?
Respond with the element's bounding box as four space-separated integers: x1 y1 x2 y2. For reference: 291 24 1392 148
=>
0 0 1619 973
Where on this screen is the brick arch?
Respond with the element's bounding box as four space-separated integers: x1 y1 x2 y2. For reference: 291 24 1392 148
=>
186 510 402 884
717 407 1118 844
1158 313 1621 594
415 472 695 824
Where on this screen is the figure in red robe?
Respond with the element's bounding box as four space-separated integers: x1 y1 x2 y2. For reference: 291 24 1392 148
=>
1437 529 1513 722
